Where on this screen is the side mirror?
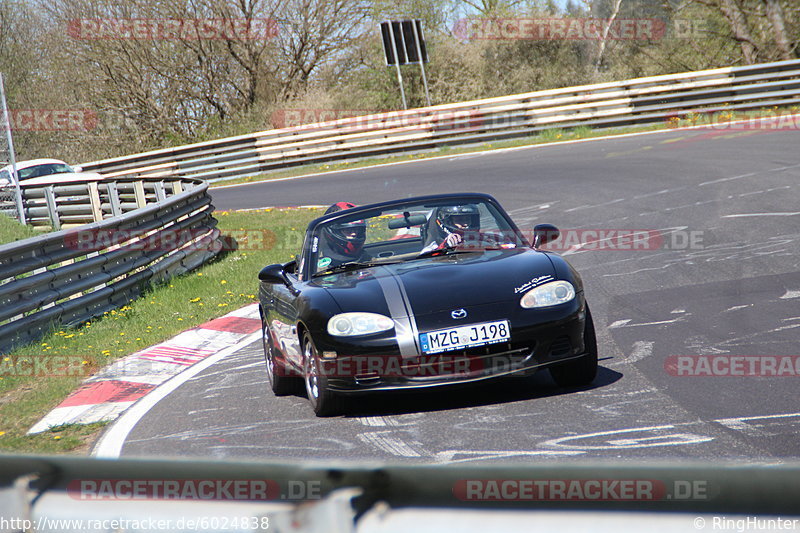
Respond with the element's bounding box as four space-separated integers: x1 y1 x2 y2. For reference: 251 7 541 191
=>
258 264 288 284
533 224 560 248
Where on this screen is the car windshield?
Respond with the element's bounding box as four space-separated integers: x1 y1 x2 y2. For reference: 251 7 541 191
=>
308 198 522 277
16 163 73 180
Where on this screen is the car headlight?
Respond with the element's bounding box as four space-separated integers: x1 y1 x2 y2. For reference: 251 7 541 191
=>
520 281 576 308
327 312 394 337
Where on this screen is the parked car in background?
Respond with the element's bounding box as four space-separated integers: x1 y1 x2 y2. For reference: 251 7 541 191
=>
0 159 101 188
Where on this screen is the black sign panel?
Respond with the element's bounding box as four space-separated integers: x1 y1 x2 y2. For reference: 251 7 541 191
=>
380 20 428 66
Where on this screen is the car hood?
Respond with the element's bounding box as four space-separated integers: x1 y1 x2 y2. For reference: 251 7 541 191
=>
19 172 103 187
314 248 557 316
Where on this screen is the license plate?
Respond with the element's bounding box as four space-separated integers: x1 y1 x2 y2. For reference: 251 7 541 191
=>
419 320 510 354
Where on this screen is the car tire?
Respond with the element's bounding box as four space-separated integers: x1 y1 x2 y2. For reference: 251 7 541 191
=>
262 320 298 396
302 332 344 417
549 305 598 387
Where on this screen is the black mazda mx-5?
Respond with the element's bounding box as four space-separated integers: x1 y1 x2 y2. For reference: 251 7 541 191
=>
258 193 597 416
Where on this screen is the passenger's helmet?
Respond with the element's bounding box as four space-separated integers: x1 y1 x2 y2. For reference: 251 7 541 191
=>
323 202 366 256
435 204 480 235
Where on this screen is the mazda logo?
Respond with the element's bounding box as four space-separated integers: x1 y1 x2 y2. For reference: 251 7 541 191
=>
451 309 467 319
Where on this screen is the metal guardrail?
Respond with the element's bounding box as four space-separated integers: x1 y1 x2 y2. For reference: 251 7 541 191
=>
78 59 800 182
0 177 224 354
17 175 193 229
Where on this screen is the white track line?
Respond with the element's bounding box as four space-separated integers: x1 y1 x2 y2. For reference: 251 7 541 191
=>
92 331 262 458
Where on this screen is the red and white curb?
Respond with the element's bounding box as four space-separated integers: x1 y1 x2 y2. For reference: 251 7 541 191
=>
28 303 262 434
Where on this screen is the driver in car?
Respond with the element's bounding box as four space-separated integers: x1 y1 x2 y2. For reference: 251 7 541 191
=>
317 202 371 271
420 204 481 254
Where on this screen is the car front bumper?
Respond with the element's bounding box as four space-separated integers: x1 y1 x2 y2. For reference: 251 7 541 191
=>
314 296 587 393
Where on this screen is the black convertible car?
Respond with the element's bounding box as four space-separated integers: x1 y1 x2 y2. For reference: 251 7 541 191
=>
258 193 597 416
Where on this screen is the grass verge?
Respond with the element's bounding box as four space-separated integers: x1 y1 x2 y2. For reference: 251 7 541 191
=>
0 212 40 244
0 207 320 454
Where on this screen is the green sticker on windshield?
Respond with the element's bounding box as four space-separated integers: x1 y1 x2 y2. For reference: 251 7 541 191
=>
317 257 332 269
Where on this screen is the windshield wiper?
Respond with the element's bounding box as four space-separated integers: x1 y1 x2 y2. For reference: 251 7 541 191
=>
313 261 377 276
414 247 475 260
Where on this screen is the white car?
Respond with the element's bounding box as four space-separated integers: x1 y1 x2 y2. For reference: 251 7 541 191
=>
0 159 101 188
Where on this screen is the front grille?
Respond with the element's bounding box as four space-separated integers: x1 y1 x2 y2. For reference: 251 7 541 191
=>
548 336 572 357
400 343 535 381
354 373 380 385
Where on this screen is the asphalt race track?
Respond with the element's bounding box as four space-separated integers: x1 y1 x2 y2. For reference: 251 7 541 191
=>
115 126 800 463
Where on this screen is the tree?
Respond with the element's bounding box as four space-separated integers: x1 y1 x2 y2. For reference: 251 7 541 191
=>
762 0 794 60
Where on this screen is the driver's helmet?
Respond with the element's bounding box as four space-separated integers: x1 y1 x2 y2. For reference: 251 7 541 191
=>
435 204 481 236
323 202 366 257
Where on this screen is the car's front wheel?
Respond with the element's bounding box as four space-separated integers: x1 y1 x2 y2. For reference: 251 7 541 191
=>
262 321 298 396
549 305 598 387
302 332 344 417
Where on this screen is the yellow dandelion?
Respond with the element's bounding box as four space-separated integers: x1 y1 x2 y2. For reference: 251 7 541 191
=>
53 435 61 440
220 280 227 285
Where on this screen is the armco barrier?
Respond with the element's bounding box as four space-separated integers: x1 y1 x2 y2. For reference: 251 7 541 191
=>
77 59 800 182
0 177 224 354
